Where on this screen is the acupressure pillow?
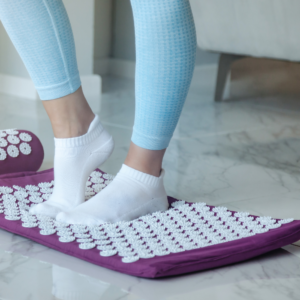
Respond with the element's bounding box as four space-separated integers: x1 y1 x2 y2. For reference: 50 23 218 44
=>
0 129 44 175
0 129 300 278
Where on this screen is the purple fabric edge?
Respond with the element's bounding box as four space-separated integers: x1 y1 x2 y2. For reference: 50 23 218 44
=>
0 169 300 279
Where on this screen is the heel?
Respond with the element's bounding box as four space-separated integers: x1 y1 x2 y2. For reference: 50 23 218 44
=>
147 195 169 214
98 136 114 155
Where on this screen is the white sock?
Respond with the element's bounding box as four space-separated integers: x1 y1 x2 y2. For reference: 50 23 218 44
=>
56 164 169 226
30 115 114 218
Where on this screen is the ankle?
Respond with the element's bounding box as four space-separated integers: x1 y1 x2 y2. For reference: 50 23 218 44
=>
52 115 94 139
124 142 166 177
43 87 95 138
123 161 161 177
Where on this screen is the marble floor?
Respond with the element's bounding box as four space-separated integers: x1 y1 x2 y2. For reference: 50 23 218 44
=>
1 62 300 299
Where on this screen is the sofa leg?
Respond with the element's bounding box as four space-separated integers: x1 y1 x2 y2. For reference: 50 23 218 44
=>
215 53 245 102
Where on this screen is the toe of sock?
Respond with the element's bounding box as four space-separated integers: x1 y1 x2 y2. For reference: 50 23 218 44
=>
29 202 63 219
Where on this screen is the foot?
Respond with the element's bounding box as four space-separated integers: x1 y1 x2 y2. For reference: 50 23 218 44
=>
30 115 114 218
56 164 169 226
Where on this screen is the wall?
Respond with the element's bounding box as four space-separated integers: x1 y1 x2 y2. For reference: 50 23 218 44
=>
0 0 103 105
64 0 95 75
112 0 135 61
0 0 97 78
0 22 30 78
94 0 113 61
0 0 218 84
111 0 220 65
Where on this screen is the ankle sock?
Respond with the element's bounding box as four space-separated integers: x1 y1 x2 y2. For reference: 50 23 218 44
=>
30 115 114 218
56 164 169 226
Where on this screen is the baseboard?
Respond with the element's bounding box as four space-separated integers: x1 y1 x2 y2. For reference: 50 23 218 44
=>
0 61 225 104
95 59 228 99
0 74 36 100
94 58 111 77
95 59 220 79
0 74 102 112
81 75 102 113
94 58 136 79
109 59 136 79
94 59 222 83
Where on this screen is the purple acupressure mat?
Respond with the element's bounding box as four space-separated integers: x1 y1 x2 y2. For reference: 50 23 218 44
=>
0 168 300 278
0 129 44 175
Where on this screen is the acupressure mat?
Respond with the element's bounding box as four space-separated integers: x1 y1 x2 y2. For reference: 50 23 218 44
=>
1 170 300 278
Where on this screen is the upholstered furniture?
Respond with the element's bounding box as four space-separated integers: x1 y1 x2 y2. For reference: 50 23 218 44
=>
190 0 300 101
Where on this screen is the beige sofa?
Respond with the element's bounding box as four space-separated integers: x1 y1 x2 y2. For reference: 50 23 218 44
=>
190 0 300 101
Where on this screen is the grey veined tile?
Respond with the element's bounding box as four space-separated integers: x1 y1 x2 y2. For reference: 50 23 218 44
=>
224 194 300 220
173 94 300 139
172 123 300 173
100 125 132 176
163 126 300 205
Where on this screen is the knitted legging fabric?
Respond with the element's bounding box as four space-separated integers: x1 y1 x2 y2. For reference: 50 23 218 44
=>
0 0 196 150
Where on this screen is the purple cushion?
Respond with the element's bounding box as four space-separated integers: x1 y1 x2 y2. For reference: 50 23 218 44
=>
0 129 44 175
0 168 299 278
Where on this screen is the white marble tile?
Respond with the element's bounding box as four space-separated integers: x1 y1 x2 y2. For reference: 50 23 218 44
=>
223 194 300 220
1 71 300 299
163 126 300 205
283 244 300 258
0 230 300 300
100 125 132 175
99 77 135 129
174 93 300 140
100 88 135 129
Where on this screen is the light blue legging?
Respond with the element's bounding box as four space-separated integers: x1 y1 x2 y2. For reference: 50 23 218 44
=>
0 0 196 150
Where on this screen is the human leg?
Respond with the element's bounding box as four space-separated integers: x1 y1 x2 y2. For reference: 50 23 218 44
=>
124 142 166 177
42 87 95 139
58 0 196 226
0 0 114 217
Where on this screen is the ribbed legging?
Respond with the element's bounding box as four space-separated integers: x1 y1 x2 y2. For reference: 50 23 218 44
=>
0 0 196 150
